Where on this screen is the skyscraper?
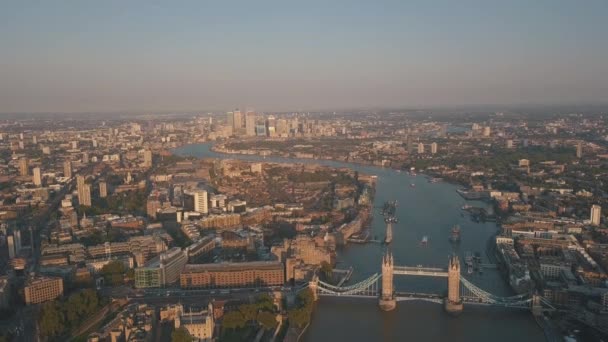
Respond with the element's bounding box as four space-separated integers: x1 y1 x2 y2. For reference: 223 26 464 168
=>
431 142 438 154
417 142 425 154
77 175 91 206
194 190 208 214
246 111 256 136
19 158 28 176
33 167 42 186
591 205 602 226
63 160 72 178
7 235 15 259
576 142 583 159
233 109 242 133
266 115 276 137
482 126 491 137
99 181 108 198
226 111 234 129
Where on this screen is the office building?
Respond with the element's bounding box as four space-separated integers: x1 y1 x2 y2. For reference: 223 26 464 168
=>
506 139 514 149
194 190 208 214
431 142 438 154
266 115 276 137
417 142 424 154
63 160 72 178
14 229 21 254
135 247 187 288
246 111 256 136
591 205 602 226
180 261 284 289
143 150 153 168
33 167 42 186
7 236 15 259
226 111 234 130
24 276 64 305
232 109 242 132
77 175 92 206
99 181 107 198
19 158 28 176
482 126 491 137
576 142 583 159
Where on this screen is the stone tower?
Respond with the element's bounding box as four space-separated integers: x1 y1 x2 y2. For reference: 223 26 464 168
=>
445 254 463 314
379 251 396 311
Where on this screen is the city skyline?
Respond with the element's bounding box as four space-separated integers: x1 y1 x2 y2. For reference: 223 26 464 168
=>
1 1 608 113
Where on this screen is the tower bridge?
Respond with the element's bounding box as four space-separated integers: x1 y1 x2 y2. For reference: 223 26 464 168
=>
307 252 554 315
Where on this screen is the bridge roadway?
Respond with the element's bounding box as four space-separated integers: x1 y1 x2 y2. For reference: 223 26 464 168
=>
393 265 448 277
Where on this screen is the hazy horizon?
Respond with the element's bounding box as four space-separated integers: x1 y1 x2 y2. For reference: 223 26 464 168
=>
1 1 607 113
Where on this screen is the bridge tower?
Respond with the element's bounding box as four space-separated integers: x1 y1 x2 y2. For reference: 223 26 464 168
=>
531 293 542 316
309 275 319 302
444 254 464 314
378 251 396 311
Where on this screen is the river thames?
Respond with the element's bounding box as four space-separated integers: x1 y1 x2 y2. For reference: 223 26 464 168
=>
174 143 544 342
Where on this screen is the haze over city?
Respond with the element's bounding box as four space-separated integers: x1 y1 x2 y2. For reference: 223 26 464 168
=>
3 2 608 342
1 0 608 113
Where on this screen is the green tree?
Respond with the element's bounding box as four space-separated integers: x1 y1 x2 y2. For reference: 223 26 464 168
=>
255 294 274 312
171 327 193 342
238 303 258 322
39 301 65 338
101 261 127 286
222 311 246 331
256 311 278 330
287 308 310 328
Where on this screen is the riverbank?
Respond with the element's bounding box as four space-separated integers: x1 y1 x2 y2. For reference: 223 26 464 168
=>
173 143 545 342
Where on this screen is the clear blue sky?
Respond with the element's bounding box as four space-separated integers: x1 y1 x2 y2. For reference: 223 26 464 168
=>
1 0 607 113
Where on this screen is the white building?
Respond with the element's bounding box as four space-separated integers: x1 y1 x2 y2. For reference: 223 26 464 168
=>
591 204 602 226
194 190 208 214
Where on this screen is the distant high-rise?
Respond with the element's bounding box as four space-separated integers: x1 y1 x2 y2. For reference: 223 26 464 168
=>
77 175 91 206
226 111 234 129
63 160 72 178
266 115 276 137
246 111 256 136
19 158 28 176
506 139 514 149
7 235 15 259
233 109 243 132
82 152 89 164
576 142 583 159
143 150 153 168
591 205 602 226
406 128 413 153
99 181 108 198
431 142 438 154
32 167 42 186
417 142 424 154
14 230 21 255
482 126 491 137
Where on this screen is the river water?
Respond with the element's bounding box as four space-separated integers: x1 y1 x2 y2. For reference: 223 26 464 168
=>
174 143 544 342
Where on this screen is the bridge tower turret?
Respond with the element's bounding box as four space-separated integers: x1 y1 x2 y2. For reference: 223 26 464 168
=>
378 251 397 311
531 293 542 316
445 254 464 314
